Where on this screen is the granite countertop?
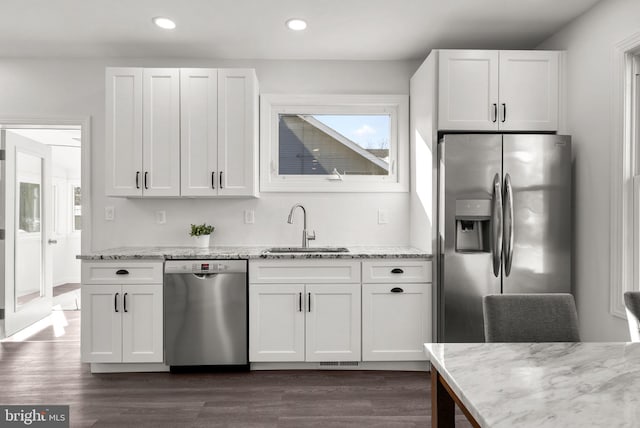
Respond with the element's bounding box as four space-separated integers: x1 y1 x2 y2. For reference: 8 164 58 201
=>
425 342 640 428
77 246 432 260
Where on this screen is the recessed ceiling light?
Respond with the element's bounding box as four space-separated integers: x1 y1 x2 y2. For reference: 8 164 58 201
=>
286 18 307 31
153 17 176 30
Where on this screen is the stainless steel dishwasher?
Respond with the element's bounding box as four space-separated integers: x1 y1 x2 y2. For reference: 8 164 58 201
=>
164 260 248 368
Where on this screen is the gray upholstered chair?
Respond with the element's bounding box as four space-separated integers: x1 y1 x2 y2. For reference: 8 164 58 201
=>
482 293 580 342
624 291 640 342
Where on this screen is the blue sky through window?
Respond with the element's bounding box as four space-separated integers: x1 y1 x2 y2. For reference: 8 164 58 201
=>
311 115 390 150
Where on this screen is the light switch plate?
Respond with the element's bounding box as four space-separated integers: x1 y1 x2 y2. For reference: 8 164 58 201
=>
105 206 115 221
244 209 255 224
378 209 389 224
156 210 166 224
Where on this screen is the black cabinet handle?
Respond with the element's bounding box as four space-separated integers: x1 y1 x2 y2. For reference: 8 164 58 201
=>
299 292 302 312
391 287 404 293
219 171 224 189
308 292 311 312
114 292 119 312
391 268 404 274
123 293 128 313
135 171 140 189
211 171 216 189
501 103 506 123
116 269 129 275
492 103 497 123
144 171 149 189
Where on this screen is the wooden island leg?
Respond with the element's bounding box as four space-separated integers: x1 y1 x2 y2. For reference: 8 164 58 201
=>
431 367 455 428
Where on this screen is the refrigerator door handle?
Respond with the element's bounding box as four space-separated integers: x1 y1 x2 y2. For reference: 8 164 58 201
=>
504 174 515 276
491 173 503 277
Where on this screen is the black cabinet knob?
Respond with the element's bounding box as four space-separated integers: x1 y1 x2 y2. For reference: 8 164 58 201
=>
116 269 129 275
391 287 404 293
391 268 404 274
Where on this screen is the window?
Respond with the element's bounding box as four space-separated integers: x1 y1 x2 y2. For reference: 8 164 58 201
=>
260 94 408 192
72 185 81 231
18 182 41 233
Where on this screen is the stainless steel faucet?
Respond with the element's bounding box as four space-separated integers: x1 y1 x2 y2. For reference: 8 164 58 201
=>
287 204 316 248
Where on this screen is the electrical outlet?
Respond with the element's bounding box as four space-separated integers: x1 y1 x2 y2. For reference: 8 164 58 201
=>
156 210 166 224
244 209 255 224
378 209 389 224
105 206 115 221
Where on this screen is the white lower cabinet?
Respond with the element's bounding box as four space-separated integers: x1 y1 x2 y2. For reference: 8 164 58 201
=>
362 282 431 361
81 283 163 363
249 283 361 362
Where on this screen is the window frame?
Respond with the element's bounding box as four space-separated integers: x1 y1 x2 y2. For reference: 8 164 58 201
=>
610 34 640 319
71 183 81 233
260 94 409 192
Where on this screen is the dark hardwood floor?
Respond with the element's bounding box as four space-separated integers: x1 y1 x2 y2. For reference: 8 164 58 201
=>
0 311 472 427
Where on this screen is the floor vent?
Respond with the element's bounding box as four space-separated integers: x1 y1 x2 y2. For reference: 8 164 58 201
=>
319 361 360 367
339 362 359 366
319 362 340 366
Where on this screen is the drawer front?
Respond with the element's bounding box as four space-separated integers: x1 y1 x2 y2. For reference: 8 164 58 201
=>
362 260 431 283
82 261 163 284
249 260 361 284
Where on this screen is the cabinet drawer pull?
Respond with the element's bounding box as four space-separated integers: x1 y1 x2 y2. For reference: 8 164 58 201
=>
135 171 140 189
308 292 311 312
211 171 216 189
391 287 404 293
219 171 224 189
501 103 507 123
114 292 119 312
391 268 404 274
299 292 302 312
123 293 128 313
144 171 149 189
116 269 129 275
492 103 497 123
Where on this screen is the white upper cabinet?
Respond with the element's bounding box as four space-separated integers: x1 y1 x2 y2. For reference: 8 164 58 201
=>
142 69 181 197
105 68 143 196
217 69 259 197
106 67 259 198
180 69 219 197
498 51 559 131
438 50 560 132
438 50 499 131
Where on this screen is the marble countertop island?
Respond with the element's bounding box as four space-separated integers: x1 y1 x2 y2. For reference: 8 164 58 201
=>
78 246 431 260
425 342 640 428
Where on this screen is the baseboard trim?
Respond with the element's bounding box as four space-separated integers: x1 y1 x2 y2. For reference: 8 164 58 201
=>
90 363 170 373
250 361 430 371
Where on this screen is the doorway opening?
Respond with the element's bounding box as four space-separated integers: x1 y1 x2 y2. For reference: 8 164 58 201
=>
0 123 86 340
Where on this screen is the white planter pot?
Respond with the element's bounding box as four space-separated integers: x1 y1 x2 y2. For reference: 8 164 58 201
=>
193 234 211 248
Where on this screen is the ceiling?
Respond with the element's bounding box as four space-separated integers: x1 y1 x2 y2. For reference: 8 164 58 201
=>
0 0 600 61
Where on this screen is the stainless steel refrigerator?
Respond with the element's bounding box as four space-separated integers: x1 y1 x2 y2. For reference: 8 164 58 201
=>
435 134 571 343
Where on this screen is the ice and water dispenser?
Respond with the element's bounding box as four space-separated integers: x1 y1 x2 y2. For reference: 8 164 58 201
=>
455 199 492 252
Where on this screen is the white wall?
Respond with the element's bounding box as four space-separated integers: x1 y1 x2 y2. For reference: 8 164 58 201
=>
0 58 418 250
538 0 640 341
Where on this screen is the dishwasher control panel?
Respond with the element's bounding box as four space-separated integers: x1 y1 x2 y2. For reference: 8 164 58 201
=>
164 259 247 275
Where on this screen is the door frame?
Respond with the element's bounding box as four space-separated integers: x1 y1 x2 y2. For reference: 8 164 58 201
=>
0 117 91 339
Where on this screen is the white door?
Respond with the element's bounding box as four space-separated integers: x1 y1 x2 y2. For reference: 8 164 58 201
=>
105 67 143 197
249 284 305 362
217 69 258 196
438 50 500 131
362 283 431 361
142 68 180 197
180 68 219 197
305 284 361 362
122 284 163 363
1 131 54 337
498 51 559 131
81 284 122 362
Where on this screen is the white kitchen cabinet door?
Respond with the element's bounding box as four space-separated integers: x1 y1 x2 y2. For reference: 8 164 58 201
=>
249 284 305 362
217 69 258 197
121 284 163 363
362 283 431 361
498 51 559 131
305 284 361 362
180 69 219 196
105 68 143 197
142 68 181 197
438 50 499 131
81 285 122 363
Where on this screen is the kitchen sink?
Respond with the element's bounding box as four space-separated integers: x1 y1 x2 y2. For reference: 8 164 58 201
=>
264 247 350 254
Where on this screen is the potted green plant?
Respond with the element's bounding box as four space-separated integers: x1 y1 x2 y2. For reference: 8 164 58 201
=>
190 223 215 248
